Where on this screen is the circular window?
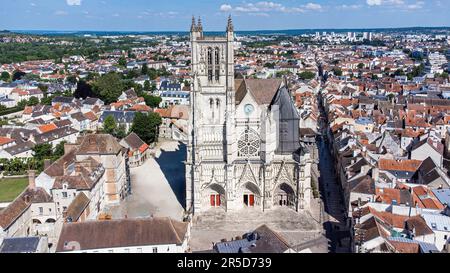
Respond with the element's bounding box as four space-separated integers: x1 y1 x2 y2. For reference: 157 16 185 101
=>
238 129 260 157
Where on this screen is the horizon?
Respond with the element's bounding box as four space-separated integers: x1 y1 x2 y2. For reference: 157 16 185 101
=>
8 25 450 34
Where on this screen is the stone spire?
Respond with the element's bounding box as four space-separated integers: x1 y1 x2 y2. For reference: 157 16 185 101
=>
197 17 203 33
190 16 197 32
226 15 234 33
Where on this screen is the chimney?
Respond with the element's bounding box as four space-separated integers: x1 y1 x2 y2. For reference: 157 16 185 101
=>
28 170 36 190
63 162 69 175
75 163 82 174
44 159 52 170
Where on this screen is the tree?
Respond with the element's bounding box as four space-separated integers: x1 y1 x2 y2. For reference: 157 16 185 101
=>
298 71 316 80
40 96 53 105
92 72 124 104
116 125 127 139
103 115 117 135
142 94 162 108
332 68 343 76
32 143 53 161
73 80 94 99
357 63 365 69
141 63 149 75
38 84 48 93
17 100 28 108
54 141 66 158
12 70 26 81
1 71 10 82
130 112 162 144
67 75 78 85
118 57 127 67
27 96 39 106
144 80 151 91
148 68 158 80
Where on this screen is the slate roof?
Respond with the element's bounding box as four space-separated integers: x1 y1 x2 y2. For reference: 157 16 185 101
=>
56 217 189 252
3 141 35 156
99 111 135 124
270 84 301 155
214 225 291 253
34 127 79 144
0 237 41 253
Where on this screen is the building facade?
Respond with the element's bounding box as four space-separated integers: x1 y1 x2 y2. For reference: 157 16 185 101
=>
185 17 313 214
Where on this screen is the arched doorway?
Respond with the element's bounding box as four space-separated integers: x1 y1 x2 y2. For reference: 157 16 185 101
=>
45 218 56 223
274 183 295 208
206 184 226 209
242 182 261 208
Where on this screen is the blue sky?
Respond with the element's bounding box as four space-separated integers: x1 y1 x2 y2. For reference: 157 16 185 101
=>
0 0 449 31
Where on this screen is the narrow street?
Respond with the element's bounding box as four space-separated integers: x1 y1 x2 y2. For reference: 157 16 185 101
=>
317 92 352 253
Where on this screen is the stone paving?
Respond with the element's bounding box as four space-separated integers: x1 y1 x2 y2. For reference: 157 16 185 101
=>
107 140 186 221
189 207 327 252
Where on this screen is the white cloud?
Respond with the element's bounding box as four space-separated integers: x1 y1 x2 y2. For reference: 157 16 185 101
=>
54 10 68 16
339 4 363 10
304 3 322 11
366 0 425 11
367 0 406 6
219 1 323 14
220 4 232 12
66 0 82 6
406 1 425 10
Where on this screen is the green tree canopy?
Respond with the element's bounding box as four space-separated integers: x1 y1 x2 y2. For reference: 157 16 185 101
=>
332 68 343 76
141 63 149 75
142 94 162 108
130 112 162 144
144 80 151 91
1 71 10 82
298 71 316 80
92 72 124 104
27 96 40 106
54 141 66 158
103 115 117 135
118 56 127 67
32 143 53 161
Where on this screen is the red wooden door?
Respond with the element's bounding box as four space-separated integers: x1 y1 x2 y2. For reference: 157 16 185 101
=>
210 195 216 207
249 195 255 207
216 195 221 206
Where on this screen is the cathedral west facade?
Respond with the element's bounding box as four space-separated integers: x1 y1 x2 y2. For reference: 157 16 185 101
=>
185 17 313 215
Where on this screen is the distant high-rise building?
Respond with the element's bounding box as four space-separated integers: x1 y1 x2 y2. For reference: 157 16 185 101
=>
363 32 369 40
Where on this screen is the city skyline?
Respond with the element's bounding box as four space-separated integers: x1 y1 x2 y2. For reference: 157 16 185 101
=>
1 0 450 31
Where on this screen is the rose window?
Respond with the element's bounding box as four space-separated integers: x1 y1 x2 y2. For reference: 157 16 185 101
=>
238 129 260 157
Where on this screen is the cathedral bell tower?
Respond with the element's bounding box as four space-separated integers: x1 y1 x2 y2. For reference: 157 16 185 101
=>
186 17 236 214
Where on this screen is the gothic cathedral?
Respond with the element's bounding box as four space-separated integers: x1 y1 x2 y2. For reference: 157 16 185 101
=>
185 17 313 215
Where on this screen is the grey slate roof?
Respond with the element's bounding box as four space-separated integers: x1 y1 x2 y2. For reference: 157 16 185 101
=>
214 225 291 253
270 84 300 155
0 237 41 253
99 111 136 124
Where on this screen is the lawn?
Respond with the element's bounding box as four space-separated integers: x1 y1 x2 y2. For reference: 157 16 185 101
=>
0 177 29 202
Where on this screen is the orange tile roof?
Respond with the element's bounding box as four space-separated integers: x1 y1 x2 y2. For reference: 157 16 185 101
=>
375 188 402 205
0 136 14 146
38 123 58 133
378 159 422 172
84 111 98 121
23 106 33 115
138 143 149 153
